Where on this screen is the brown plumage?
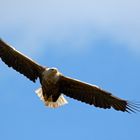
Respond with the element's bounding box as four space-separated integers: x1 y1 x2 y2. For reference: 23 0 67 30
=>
59 76 139 112
0 39 44 82
0 39 139 112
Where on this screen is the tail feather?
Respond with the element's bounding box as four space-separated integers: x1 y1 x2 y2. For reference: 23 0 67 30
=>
35 87 68 108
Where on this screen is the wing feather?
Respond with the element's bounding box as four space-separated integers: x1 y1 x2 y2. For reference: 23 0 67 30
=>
0 39 45 82
59 75 139 112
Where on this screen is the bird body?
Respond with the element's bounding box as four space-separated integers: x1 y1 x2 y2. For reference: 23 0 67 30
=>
36 68 68 108
0 39 139 112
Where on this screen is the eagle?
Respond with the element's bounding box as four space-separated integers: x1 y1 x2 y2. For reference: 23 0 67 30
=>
0 39 139 113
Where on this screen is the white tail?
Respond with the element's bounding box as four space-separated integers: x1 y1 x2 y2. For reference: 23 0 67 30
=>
35 87 68 108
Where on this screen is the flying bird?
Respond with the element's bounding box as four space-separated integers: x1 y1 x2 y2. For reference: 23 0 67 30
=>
0 39 139 113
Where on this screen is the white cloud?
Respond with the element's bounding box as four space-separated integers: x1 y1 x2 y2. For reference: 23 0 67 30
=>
0 0 140 53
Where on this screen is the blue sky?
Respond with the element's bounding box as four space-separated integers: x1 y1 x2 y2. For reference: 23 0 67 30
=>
0 0 140 140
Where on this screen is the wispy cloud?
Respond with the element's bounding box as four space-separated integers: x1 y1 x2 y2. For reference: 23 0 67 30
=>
0 0 140 53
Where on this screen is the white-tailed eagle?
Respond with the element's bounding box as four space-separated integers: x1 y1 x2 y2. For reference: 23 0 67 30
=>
0 39 139 113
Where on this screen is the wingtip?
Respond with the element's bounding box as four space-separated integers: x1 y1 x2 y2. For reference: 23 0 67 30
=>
0 39 11 48
0 38 6 45
0 38 4 42
0 38 4 48
126 101 140 113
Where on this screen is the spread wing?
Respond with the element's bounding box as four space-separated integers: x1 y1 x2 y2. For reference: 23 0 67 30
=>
59 75 139 113
0 39 45 82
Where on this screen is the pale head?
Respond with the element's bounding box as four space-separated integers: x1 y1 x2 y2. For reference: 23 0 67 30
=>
43 67 61 82
44 67 60 76
47 67 58 73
